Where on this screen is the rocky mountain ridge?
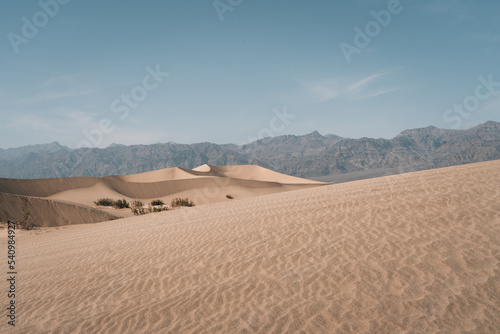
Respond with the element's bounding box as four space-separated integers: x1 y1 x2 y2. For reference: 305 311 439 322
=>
1 121 499 180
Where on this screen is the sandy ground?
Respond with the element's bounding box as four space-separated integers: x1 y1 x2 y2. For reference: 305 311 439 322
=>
0 165 326 226
1 160 499 333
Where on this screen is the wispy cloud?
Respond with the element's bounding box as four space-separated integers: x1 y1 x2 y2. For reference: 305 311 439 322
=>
298 72 399 102
1 108 97 133
9 89 98 106
34 75 80 89
4 74 98 106
347 73 387 94
4 74 145 107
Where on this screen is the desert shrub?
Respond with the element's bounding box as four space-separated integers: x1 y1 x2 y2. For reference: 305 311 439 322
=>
94 198 114 206
132 207 146 216
153 206 168 213
171 198 195 208
132 206 167 216
132 200 143 208
150 199 164 206
226 194 233 199
114 199 130 209
94 198 130 208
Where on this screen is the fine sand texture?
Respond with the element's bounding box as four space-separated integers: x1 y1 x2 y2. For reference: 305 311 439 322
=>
0 164 326 226
1 160 499 333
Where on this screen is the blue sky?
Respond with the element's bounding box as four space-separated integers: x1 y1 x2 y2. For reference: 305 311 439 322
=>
1 0 499 149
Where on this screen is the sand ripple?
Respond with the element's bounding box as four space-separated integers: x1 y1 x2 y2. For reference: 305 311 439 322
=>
2 160 499 333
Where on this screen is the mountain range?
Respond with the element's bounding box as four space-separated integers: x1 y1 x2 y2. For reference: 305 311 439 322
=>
1 121 499 181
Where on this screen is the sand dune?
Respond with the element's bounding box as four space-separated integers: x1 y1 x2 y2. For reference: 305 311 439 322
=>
2 160 499 333
0 192 117 227
194 164 326 184
117 166 207 183
0 165 326 226
0 176 100 197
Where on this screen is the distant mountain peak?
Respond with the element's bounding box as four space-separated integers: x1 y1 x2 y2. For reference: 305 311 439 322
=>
3 141 65 150
397 125 446 138
305 130 323 138
476 120 499 128
107 143 126 148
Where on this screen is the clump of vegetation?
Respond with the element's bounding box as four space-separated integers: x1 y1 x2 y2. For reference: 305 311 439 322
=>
132 205 168 216
132 200 143 208
94 198 130 209
152 206 168 213
114 199 130 209
150 199 164 206
94 198 114 206
171 198 195 208
226 194 234 199
132 208 146 216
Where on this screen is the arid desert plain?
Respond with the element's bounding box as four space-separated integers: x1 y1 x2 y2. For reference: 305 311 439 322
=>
1 160 499 333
